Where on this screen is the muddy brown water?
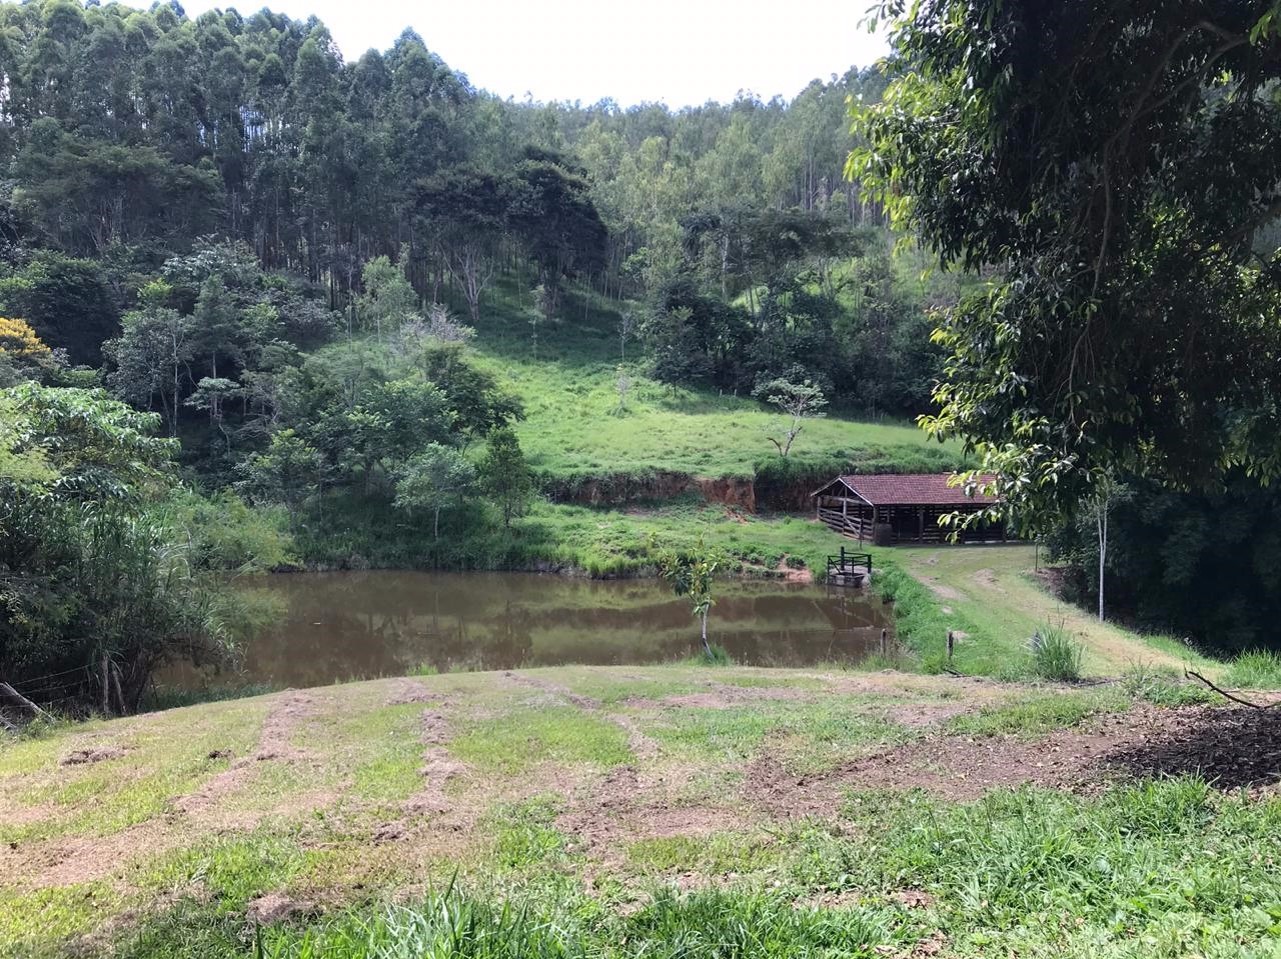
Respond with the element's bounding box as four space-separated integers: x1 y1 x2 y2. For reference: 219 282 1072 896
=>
164 572 896 690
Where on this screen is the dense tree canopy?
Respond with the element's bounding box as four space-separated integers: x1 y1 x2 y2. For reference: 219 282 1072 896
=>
854 0 1281 527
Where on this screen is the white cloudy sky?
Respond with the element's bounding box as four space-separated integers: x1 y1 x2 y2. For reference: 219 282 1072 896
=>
134 0 888 107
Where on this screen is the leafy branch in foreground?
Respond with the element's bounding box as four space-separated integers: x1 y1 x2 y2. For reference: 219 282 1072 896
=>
852 1 1281 527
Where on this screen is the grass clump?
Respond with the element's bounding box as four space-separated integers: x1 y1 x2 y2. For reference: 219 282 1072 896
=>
1223 649 1281 689
254 885 895 959
1029 622 1083 681
1122 664 1216 707
690 643 733 667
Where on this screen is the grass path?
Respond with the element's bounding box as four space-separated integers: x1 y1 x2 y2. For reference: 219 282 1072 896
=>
894 544 1212 673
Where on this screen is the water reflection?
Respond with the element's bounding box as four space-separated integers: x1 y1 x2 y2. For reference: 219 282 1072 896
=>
171 571 895 689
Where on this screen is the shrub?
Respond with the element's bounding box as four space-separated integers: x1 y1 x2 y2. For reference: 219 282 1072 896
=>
691 643 733 667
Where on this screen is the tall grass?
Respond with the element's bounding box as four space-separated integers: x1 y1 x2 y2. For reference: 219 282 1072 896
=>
1121 664 1215 707
1223 650 1281 689
255 886 892 959
1029 622 1084 681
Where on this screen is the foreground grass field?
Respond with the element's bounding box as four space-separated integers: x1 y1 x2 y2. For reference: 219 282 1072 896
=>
4 666 1280 958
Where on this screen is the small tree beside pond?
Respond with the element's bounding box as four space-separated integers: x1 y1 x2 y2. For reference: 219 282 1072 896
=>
653 536 723 659
481 428 533 528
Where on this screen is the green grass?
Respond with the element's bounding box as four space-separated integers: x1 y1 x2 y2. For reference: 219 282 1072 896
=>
488 796 569 869
450 704 633 773
1223 650 1281 689
464 276 963 485
116 779 1281 958
647 698 903 772
889 545 1221 677
1121 665 1217 707
512 499 856 578
8 667 1281 958
946 689 1129 738
627 832 778 875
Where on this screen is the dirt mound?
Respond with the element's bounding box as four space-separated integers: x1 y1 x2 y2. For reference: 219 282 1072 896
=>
746 704 1281 812
59 745 127 766
246 892 314 925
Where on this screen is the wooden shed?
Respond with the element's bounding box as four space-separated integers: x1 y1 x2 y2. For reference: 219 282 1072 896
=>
812 473 1004 545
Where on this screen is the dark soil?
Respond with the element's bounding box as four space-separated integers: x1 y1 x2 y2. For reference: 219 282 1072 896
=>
746 704 1281 812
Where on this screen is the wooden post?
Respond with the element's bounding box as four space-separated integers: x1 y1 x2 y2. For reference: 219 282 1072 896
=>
880 628 888 656
946 630 955 663
100 653 111 718
918 507 925 543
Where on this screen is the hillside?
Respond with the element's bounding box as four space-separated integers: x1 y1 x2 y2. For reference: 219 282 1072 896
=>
4 666 1279 958
467 279 965 487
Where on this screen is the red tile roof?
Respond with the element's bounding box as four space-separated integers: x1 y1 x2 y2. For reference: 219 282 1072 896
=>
827 473 998 507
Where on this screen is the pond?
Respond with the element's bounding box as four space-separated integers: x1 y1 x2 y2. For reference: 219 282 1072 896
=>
168 571 896 690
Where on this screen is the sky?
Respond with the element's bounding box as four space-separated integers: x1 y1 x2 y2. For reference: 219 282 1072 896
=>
131 0 889 108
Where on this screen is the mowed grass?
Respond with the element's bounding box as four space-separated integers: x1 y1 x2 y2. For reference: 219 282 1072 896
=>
478 351 960 481
462 275 962 482
5 665 1281 958
890 544 1218 677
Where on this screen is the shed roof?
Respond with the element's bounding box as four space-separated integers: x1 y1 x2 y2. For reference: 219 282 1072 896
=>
815 473 998 507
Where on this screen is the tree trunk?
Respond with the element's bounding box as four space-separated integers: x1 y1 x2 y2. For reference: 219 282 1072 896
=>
1097 509 1107 621
700 609 710 655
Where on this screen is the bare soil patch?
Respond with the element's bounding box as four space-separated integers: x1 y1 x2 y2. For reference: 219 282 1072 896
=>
503 671 601 710
58 745 127 767
881 703 973 730
405 708 466 816
246 892 315 925
971 567 1003 591
558 764 748 868
775 556 814 584
663 683 813 711
904 566 965 601
173 691 318 815
746 704 1281 812
386 679 440 706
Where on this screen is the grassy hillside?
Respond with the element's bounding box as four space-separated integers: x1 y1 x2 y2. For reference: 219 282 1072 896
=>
5 667 1278 958
891 545 1218 675
465 278 964 483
